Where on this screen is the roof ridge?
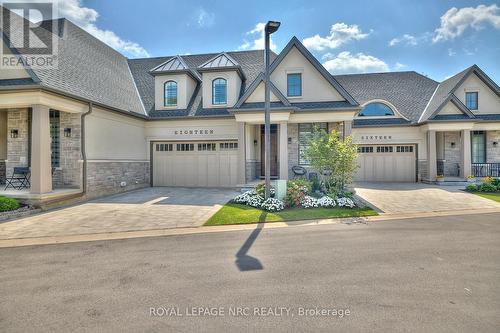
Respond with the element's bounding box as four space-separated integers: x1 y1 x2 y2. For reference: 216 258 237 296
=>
130 49 264 61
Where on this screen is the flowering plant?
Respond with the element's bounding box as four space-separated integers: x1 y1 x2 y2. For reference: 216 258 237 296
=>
233 190 257 204
261 198 285 212
302 196 319 208
337 197 355 208
317 196 336 208
247 194 265 208
285 183 307 208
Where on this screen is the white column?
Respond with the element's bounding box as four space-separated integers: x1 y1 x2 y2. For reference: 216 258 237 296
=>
462 129 471 179
427 130 437 182
237 122 246 184
30 105 52 194
279 122 288 180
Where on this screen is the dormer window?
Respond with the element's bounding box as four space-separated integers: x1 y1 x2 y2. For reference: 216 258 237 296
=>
212 78 227 105
287 73 302 97
359 102 394 116
164 81 177 106
465 92 478 110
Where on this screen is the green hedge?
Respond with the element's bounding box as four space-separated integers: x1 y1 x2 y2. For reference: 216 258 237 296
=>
0 196 20 212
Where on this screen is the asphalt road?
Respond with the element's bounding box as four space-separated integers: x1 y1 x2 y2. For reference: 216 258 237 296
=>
1 213 499 332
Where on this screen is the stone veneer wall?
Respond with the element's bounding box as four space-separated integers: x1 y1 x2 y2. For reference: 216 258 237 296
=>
245 161 260 182
418 160 428 181
287 122 344 177
85 161 150 199
6 109 30 177
53 112 82 188
443 131 461 177
487 130 500 163
0 161 5 184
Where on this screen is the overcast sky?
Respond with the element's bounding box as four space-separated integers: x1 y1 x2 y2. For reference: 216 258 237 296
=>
51 0 500 82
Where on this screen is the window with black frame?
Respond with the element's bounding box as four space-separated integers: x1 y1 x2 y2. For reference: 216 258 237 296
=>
50 110 60 168
298 123 327 165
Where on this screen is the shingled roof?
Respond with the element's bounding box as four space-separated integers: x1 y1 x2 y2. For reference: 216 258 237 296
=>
334 71 439 124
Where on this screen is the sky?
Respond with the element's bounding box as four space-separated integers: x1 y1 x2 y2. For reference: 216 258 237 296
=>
44 0 500 82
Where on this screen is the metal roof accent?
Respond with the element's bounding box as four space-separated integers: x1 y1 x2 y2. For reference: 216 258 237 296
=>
233 72 291 108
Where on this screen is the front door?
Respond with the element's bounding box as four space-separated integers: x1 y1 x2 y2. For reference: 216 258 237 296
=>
260 124 278 178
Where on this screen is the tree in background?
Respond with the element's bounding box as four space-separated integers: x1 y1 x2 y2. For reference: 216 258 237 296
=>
305 129 358 196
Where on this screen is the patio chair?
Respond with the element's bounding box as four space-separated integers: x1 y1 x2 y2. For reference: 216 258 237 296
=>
291 166 307 179
4 167 30 190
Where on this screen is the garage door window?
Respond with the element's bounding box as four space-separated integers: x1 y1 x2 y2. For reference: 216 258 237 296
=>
156 143 173 152
396 146 413 153
177 143 194 151
220 142 238 150
198 143 216 151
376 146 393 153
357 146 373 153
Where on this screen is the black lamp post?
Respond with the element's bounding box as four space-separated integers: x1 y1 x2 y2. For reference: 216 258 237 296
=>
264 20 280 199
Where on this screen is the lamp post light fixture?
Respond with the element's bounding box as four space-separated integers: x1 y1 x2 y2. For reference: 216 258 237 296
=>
264 20 280 199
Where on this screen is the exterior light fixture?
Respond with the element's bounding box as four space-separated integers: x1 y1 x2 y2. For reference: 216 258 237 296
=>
493 141 498 147
64 128 72 137
253 139 258 146
263 20 281 199
450 142 455 148
10 129 18 138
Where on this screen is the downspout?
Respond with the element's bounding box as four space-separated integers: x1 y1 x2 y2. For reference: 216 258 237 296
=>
81 102 93 194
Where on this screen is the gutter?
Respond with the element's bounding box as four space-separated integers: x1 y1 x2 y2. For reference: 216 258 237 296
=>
81 102 93 194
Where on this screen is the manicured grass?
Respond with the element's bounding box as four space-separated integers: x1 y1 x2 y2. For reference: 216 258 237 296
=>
473 192 500 203
205 202 378 226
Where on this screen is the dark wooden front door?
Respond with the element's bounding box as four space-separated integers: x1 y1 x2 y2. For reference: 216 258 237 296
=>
260 124 278 177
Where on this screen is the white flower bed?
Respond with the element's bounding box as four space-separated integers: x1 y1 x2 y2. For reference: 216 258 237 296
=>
261 198 285 212
233 190 257 204
337 197 355 208
247 195 265 208
317 196 336 208
302 196 319 208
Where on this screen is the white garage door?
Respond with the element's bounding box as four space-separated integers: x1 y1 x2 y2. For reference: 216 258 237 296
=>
355 145 416 182
153 141 239 187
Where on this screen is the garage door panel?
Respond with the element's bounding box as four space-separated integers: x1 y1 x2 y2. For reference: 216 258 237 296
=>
153 142 238 187
355 145 416 182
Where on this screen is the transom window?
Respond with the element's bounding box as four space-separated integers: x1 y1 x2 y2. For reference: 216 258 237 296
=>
465 92 478 110
359 102 394 117
298 123 328 165
212 78 227 105
471 131 486 163
164 81 177 106
287 73 302 97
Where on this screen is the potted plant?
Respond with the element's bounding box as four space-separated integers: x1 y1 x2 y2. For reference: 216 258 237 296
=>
436 175 445 183
467 175 476 183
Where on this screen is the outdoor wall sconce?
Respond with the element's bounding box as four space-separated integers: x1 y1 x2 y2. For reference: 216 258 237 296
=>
288 137 292 144
450 142 456 148
64 128 72 137
253 140 258 146
493 141 498 147
10 129 18 138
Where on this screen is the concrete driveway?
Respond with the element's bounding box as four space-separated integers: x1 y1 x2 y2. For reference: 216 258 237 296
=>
0 187 237 240
355 182 500 214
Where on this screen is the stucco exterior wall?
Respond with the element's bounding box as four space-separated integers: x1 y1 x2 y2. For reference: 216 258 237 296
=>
245 81 280 103
271 46 345 103
154 73 196 110
202 71 241 108
456 73 500 114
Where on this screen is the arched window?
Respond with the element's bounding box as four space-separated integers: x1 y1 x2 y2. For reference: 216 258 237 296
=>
212 78 227 105
164 81 177 106
359 102 394 116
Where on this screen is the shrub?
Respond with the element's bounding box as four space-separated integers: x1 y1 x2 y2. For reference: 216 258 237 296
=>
483 176 494 184
255 183 276 198
337 197 356 208
479 182 497 192
261 198 284 212
0 196 20 212
465 184 478 192
317 196 336 208
285 182 307 208
491 178 500 187
302 196 319 208
288 178 312 194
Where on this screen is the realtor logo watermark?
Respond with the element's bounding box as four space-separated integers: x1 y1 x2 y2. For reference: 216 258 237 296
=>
1 0 59 69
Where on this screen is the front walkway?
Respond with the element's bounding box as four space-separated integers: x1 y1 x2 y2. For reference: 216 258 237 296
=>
0 187 237 240
355 182 500 214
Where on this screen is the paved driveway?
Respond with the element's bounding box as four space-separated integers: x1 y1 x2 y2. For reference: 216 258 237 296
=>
355 182 500 214
0 187 237 240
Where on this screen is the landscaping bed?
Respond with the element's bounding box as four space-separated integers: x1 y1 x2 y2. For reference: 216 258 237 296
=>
0 196 40 222
465 177 500 203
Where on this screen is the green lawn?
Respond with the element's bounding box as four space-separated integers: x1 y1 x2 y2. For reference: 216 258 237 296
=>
205 202 378 226
474 192 500 203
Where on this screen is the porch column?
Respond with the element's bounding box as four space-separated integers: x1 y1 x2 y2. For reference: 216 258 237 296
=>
279 122 288 180
30 105 52 194
237 122 246 184
461 129 472 179
343 120 352 139
427 130 437 181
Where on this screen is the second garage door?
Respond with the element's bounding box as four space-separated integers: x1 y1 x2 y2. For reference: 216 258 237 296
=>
153 141 239 187
355 145 416 182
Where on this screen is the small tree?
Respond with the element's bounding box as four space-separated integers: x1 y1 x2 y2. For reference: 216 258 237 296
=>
305 129 358 195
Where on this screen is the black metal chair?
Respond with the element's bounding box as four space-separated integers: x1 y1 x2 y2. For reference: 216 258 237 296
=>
4 167 31 190
291 166 307 179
